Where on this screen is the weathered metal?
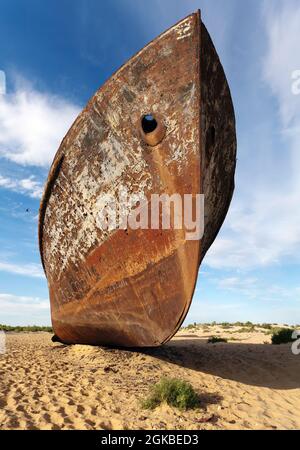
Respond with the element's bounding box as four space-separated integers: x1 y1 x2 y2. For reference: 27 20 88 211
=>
39 11 236 347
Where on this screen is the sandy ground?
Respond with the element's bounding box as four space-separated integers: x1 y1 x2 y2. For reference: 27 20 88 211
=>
1 326 300 430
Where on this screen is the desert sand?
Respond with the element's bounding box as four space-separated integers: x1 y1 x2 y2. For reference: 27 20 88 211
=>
1 325 300 430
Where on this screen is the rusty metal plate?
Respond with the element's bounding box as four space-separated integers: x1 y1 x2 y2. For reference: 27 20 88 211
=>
39 11 236 347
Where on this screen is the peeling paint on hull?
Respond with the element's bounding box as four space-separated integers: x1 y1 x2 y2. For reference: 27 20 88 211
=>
39 11 236 347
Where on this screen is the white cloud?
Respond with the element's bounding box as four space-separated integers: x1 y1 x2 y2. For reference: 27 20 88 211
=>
0 80 80 167
206 189 300 269
0 174 43 198
0 261 44 278
0 293 48 309
217 276 257 291
263 0 300 128
215 275 300 302
205 1 300 271
0 293 50 326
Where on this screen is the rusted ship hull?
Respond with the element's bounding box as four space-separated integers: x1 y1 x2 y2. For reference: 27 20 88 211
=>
39 11 236 347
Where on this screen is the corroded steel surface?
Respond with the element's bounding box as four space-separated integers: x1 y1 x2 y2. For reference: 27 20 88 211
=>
39 11 236 347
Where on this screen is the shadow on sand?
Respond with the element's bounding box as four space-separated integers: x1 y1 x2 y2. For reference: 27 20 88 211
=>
140 337 300 390
51 335 300 391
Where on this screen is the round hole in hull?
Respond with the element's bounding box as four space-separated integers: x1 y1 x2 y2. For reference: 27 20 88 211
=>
139 113 166 146
141 115 158 134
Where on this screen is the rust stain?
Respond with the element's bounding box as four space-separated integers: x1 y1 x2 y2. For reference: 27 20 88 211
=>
39 10 236 347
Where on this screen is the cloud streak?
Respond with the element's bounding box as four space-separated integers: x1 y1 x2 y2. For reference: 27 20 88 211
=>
0 293 48 309
215 275 300 302
0 174 43 198
0 261 44 278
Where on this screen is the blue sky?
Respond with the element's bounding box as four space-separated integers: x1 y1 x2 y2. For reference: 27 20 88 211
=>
0 0 299 326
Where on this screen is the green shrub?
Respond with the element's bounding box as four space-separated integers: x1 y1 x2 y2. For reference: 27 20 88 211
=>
220 322 232 329
271 328 295 345
234 327 255 333
0 324 52 332
232 321 254 327
207 336 228 344
265 326 282 335
142 377 199 410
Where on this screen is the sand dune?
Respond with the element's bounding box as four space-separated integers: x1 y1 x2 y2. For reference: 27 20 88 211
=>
1 327 300 430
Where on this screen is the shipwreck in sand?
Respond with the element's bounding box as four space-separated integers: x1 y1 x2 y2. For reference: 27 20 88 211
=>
39 11 237 347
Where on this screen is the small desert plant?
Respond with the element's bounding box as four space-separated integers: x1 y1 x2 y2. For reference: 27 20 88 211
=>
271 328 295 345
233 327 254 333
232 321 244 327
142 377 199 410
207 336 228 344
260 323 273 330
185 323 196 330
